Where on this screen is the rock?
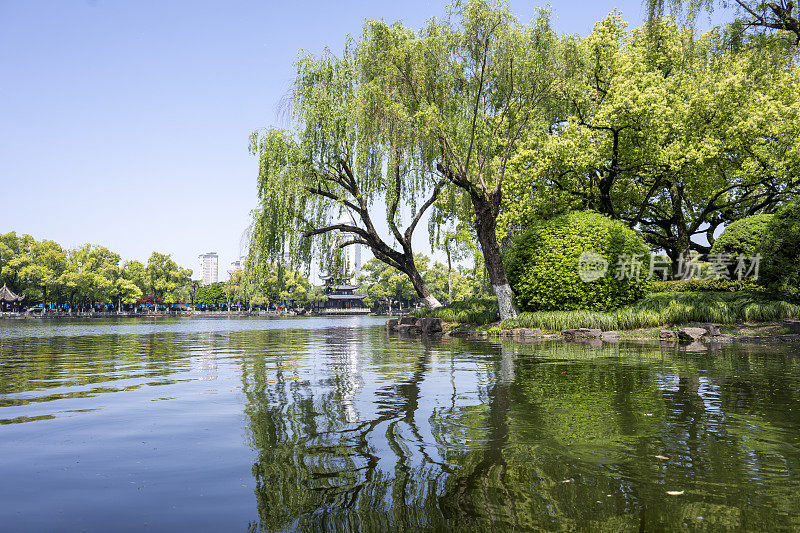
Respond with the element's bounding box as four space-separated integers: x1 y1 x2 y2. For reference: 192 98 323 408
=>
468 330 489 339
386 319 399 332
783 319 800 333
396 324 421 335
677 327 708 341
562 328 602 339
418 317 444 335
601 331 619 342
520 328 544 337
700 323 721 336
683 341 708 352
399 316 418 326
574 338 604 348
659 330 676 340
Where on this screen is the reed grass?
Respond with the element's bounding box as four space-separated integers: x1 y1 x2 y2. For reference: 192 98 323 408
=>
502 291 800 331
413 297 498 325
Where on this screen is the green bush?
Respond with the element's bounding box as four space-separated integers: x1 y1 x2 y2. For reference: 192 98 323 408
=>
505 211 650 312
711 214 774 258
650 279 755 293
759 200 800 303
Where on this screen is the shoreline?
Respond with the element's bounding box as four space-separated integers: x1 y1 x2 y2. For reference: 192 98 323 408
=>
0 310 379 320
386 316 800 345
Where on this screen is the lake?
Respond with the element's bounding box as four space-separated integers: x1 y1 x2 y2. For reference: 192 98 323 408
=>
1 317 799 531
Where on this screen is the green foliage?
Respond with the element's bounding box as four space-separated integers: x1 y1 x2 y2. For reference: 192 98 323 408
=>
145 252 192 303
240 260 313 307
502 291 800 330
358 257 420 306
645 0 800 46
0 231 191 307
249 0 570 316
650 279 755 292
423 260 485 305
711 214 774 258
414 298 499 325
194 283 228 307
502 13 800 260
505 211 651 312
759 200 800 302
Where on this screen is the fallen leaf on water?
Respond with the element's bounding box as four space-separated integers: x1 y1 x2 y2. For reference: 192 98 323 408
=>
655 455 670 460
666 490 684 496
644 413 654 416
561 479 572 484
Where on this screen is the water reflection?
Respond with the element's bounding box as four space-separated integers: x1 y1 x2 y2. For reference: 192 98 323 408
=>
241 336 800 531
1 318 799 531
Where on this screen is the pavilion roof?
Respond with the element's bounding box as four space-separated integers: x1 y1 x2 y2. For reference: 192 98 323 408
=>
0 284 23 302
326 294 367 300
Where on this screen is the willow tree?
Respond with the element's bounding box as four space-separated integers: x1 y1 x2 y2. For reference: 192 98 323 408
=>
355 0 565 319
248 38 446 308
249 0 564 318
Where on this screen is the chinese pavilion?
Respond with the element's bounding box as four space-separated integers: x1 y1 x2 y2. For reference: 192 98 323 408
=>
315 274 370 314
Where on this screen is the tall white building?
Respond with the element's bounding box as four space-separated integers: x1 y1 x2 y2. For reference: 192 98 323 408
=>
348 241 362 279
198 252 218 285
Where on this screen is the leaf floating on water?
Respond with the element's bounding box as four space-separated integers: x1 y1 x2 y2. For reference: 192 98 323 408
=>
666 490 684 496
561 479 572 483
655 455 670 460
644 413 654 416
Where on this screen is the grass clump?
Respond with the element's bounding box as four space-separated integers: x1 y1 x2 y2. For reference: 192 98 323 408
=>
650 279 754 293
414 297 498 325
501 291 800 331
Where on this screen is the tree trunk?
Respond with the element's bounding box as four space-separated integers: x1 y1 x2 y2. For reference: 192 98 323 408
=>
471 193 519 320
399 258 442 309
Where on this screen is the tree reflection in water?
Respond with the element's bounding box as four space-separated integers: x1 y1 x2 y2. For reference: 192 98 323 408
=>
238 330 800 532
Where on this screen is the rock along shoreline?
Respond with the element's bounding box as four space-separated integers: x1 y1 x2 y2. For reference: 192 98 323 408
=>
387 316 800 345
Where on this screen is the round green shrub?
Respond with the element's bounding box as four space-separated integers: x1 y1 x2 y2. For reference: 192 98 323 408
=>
710 214 774 258
758 200 800 303
505 211 651 312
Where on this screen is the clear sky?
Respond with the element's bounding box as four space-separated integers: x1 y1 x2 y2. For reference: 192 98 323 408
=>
2 0 717 279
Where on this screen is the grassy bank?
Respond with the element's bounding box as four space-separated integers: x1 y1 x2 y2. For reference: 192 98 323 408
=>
415 292 800 331
412 298 499 325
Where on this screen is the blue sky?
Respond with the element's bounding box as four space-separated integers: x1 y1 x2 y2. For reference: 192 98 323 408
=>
0 0 725 278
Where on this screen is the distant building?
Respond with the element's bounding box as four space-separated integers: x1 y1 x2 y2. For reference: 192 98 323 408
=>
198 252 218 285
349 242 361 279
229 256 246 275
314 274 369 314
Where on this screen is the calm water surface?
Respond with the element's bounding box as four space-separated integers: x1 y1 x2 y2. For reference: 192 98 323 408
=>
1 317 799 531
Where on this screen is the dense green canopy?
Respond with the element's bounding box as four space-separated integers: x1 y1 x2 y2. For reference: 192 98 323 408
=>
502 14 800 263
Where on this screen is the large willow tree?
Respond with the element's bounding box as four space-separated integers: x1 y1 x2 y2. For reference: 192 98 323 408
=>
360 1 565 320
249 0 565 318
248 40 446 307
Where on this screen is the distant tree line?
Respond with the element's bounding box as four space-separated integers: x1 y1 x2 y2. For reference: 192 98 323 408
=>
0 232 191 310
